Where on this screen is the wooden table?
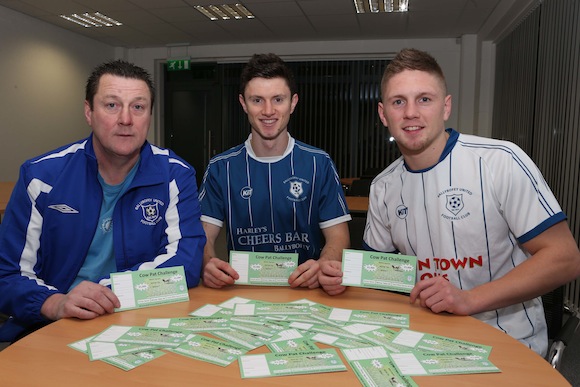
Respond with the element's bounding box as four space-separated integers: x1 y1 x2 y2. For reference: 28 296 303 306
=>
0 285 568 386
346 196 369 213
341 177 360 187
0 181 15 220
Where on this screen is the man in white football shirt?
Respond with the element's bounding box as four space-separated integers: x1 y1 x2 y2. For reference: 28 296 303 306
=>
199 53 351 289
319 48 580 356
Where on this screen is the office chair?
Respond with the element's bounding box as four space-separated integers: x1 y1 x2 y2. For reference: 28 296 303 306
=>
360 167 382 180
543 287 580 385
348 178 372 197
348 215 367 250
543 286 564 340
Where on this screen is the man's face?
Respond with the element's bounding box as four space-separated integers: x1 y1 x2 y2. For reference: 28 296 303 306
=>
84 74 151 164
378 69 451 169
239 77 298 142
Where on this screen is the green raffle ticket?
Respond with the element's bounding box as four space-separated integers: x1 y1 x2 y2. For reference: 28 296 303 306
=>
170 334 247 367
391 329 492 355
230 251 298 286
68 293 499 381
91 325 190 348
111 266 189 311
391 351 500 376
145 316 230 331
239 349 347 378
342 346 418 387
267 337 320 353
341 249 417 293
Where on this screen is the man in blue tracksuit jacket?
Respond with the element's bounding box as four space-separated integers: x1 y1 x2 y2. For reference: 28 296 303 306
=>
0 60 206 342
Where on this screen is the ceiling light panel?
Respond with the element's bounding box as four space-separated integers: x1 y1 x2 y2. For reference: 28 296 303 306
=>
60 12 122 28
221 4 242 19
194 3 255 21
354 0 409 13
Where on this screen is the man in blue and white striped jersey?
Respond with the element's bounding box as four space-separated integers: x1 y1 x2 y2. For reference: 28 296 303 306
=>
199 53 351 290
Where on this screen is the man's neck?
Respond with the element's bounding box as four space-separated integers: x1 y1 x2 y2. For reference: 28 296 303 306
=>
250 132 290 158
97 153 139 185
404 130 450 171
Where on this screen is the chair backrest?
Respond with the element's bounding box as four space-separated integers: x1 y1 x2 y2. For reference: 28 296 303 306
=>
542 286 565 339
361 167 382 180
348 179 372 197
348 215 367 250
556 313 580 385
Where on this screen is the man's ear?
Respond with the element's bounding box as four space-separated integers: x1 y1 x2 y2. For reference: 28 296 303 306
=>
443 94 452 121
84 100 92 126
377 102 389 128
239 94 248 113
290 93 299 114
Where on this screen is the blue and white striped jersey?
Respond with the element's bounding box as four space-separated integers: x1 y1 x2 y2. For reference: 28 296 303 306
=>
365 129 565 356
199 134 351 264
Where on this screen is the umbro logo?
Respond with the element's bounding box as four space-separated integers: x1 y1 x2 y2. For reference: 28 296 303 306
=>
48 204 79 214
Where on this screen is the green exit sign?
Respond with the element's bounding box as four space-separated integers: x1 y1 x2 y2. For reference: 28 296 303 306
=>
167 59 190 71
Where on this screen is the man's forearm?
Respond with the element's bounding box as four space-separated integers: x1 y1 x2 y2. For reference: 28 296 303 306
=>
319 244 345 262
203 244 217 268
319 222 350 262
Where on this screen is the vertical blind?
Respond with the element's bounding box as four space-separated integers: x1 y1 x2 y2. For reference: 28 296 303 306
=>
493 0 580 312
220 59 399 179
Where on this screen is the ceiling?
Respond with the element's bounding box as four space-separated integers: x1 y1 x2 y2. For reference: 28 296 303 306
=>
0 0 536 48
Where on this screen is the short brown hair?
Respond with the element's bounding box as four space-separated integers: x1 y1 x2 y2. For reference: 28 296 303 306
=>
239 53 297 96
381 48 447 98
86 60 155 113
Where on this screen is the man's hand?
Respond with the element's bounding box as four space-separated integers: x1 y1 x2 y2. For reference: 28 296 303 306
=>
41 281 120 321
203 257 239 288
409 276 473 315
288 259 320 288
318 260 346 296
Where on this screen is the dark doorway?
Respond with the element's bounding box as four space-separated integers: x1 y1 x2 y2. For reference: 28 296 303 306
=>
163 63 222 188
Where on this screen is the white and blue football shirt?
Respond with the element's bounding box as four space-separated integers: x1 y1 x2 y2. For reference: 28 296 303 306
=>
199 134 351 264
365 129 565 356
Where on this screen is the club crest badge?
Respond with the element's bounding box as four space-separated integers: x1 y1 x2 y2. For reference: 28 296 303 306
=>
143 203 159 222
446 194 464 215
135 198 165 225
284 176 309 202
289 181 303 198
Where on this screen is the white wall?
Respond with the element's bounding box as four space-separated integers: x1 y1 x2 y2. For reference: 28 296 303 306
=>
0 5 115 181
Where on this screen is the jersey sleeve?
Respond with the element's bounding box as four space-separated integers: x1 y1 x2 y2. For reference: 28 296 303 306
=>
317 155 351 228
487 144 565 243
198 159 226 227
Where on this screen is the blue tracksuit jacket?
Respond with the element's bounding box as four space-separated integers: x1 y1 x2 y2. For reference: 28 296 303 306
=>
0 135 206 341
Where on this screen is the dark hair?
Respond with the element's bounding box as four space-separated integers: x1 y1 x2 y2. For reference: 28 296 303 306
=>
381 48 447 97
239 53 297 96
85 60 155 113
